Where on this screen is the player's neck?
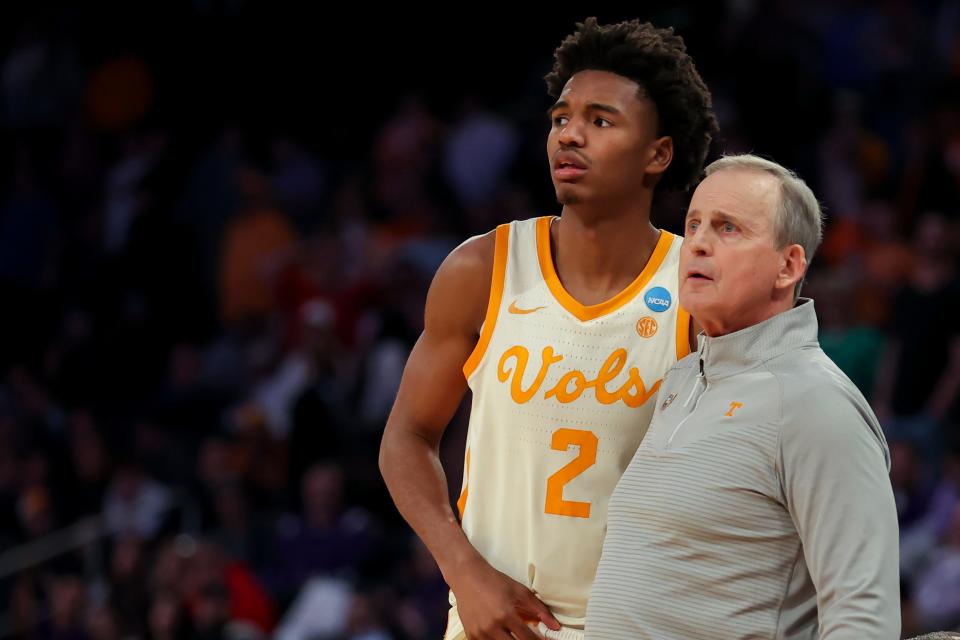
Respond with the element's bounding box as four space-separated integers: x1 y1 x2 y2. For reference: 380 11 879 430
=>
551 207 661 307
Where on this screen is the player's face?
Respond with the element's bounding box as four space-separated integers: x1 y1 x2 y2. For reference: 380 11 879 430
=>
680 169 786 336
546 70 670 207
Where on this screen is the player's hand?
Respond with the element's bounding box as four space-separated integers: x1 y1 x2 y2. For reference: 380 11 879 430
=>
449 555 561 640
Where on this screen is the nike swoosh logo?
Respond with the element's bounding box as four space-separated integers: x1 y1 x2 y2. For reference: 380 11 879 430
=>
508 301 546 315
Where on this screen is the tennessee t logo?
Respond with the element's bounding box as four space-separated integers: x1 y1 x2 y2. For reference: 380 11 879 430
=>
725 401 744 417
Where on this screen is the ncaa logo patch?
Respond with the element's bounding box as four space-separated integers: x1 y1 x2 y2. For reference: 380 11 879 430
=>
644 286 672 313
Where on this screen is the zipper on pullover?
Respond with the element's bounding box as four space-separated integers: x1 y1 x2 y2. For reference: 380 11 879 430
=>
670 343 709 448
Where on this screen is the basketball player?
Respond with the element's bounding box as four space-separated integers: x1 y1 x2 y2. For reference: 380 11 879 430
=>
380 18 718 639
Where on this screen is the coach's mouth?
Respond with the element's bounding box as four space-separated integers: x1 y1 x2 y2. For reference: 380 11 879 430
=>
685 269 713 282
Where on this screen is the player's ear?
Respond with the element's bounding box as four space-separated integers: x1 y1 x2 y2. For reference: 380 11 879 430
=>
645 136 673 176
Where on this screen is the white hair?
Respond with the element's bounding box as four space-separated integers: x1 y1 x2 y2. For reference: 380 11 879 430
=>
704 154 824 299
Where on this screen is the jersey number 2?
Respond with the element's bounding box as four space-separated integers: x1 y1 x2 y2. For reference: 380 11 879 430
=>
544 428 598 518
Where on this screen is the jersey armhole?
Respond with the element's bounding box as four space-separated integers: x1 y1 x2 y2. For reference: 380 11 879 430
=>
676 305 692 360
462 224 510 379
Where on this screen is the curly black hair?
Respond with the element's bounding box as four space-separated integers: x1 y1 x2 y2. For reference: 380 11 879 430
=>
545 17 719 192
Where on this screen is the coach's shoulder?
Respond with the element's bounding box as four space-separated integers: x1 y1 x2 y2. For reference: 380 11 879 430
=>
776 355 888 466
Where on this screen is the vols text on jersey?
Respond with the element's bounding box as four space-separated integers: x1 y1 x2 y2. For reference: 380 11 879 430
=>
497 345 662 408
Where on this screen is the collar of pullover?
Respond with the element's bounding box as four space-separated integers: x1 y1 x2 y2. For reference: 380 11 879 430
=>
696 298 819 381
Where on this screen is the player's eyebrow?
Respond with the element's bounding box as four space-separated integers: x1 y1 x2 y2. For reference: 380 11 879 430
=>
548 101 622 117
547 100 568 117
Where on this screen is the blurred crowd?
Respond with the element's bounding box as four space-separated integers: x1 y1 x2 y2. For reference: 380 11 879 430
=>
0 2 958 638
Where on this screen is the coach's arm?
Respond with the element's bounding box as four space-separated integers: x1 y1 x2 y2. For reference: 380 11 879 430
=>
779 383 900 639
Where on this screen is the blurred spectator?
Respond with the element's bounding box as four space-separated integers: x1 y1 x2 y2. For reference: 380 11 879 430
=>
393 538 448 640
0 147 60 290
218 168 298 328
0 431 19 549
261 462 377 604
914 502 960 631
442 99 519 209
103 459 173 539
1 5 960 637
63 409 111 522
180 540 275 639
18 483 57 541
875 212 960 456
2 19 84 129
85 56 154 133
812 273 885 397
147 588 191 640
39 557 89 640
287 298 353 496
107 535 149 637
273 576 352 640
372 97 443 222
85 604 121 640
344 591 393 640
891 440 937 532
903 446 960 576
269 136 326 231
101 131 166 255
207 480 272 570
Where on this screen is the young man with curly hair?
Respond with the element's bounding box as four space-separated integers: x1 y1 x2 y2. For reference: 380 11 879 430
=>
380 17 718 639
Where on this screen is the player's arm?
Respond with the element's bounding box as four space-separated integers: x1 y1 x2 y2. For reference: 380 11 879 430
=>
379 231 559 639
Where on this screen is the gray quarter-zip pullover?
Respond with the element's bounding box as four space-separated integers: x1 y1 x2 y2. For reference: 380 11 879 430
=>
586 299 900 639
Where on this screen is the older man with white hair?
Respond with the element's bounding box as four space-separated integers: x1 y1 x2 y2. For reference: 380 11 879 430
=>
586 154 900 639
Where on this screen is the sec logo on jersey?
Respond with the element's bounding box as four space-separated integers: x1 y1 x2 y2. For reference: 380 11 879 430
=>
636 316 658 338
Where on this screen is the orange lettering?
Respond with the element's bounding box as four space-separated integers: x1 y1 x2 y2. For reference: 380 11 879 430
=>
497 346 562 404
497 345 662 408
545 428 598 518
617 369 662 408
594 349 628 404
545 370 588 403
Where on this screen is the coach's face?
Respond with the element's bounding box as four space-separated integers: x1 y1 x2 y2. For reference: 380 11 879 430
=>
680 169 801 336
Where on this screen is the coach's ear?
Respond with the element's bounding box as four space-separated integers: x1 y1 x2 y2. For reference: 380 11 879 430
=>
775 244 806 295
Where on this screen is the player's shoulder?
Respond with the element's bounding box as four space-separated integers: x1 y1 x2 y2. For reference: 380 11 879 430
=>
442 228 497 279
437 216 541 280
662 228 684 253
425 225 506 332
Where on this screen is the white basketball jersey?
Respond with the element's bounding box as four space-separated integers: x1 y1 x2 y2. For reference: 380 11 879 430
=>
453 216 689 627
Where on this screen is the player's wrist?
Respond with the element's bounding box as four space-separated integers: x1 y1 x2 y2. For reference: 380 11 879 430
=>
440 545 488 587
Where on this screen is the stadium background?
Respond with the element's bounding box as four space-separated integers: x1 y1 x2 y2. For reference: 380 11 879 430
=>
0 2 958 638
